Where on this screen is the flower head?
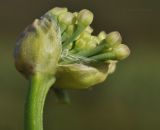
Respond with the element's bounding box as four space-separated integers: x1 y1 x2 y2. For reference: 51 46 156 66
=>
14 7 130 89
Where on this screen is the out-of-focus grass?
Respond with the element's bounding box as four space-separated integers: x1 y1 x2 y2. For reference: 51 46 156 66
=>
0 37 160 130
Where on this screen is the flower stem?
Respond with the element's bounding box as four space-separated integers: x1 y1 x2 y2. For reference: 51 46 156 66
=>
75 41 107 57
90 52 116 61
63 24 85 48
25 74 56 130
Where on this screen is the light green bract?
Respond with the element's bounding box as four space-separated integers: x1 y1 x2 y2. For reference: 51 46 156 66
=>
14 7 130 130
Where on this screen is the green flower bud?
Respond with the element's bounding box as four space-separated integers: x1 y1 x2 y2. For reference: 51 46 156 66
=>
85 26 93 33
75 39 86 50
62 9 94 48
90 36 99 45
78 31 91 40
113 44 130 60
74 36 108 58
89 43 130 61
98 31 107 41
77 9 94 27
105 31 122 47
14 17 62 78
59 12 75 25
74 34 97 52
58 12 76 32
62 25 75 42
55 63 110 89
66 25 75 35
73 12 78 17
47 7 68 16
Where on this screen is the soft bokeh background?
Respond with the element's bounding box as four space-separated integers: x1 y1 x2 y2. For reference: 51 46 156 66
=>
0 0 160 130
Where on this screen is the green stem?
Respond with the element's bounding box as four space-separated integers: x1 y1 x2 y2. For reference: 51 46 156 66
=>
75 41 107 57
90 52 116 61
63 24 85 48
25 74 56 130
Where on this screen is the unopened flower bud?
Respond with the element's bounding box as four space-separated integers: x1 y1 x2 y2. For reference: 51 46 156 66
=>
113 44 130 60
75 39 86 50
105 31 122 47
89 44 130 61
58 12 76 33
79 31 91 40
73 12 78 18
91 36 99 45
47 7 68 16
62 9 93 48
58 12 75 26
14 17 62 78
74 34 97 52
66 25 75 35
85 26 93 33
62 25 75 42
77 9 93 27
98 31 107 41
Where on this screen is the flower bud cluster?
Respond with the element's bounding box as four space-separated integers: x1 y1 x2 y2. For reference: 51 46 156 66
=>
14 7 130 91
47 7 130 90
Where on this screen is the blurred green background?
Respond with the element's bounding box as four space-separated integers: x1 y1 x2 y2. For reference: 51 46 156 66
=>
0 0 160 130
